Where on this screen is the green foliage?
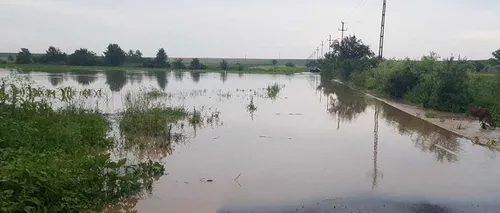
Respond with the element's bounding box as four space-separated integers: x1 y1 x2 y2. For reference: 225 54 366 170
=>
68 49 99 66
151 48 170 68
43 46 67 64
189 58 207 70
104 44 126 66
320 36 376 79
492 48 500 65
424 57 471 112
120 90 188 149
126 49 143 64
237 63 244 71
15 48 33 64
220 59 228 70
7 55 14 61
272 60 278 66
0 77 163 212
172 58 186 69
285 62 295 67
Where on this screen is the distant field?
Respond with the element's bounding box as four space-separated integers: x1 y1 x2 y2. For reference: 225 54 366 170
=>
0 52 307 67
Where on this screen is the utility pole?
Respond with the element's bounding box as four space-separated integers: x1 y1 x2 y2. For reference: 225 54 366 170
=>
328 35 333 54
316 47 320 60
338 21 348 41
321 41 324 59
378 0 387 59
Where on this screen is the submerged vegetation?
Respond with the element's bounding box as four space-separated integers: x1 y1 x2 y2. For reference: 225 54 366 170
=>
317 35 500 127
266 83 283 100
0 74 165 212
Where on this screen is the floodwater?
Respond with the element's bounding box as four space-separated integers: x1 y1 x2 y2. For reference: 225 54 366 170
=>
1 69 500 213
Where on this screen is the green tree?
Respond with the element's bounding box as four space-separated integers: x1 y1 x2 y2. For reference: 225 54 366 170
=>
44 46 67 64
104 44 126 66
491 49 500 65
15 48 33 64
126 49 143 63
237 63 244 71
324 36 375 79
285 62 295 67
153 48 169 68
188 58 207 70
272 60 278 66
220 59 228 70
7 55 14 61
68 48 98 66
425 57 471 112
172 58 186 69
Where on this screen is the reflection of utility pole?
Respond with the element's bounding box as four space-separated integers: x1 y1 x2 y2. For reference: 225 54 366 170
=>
371 105 382 189
338 21 348 41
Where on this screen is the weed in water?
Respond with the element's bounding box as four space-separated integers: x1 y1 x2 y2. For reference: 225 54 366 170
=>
0 74 164 212
266 83 282 100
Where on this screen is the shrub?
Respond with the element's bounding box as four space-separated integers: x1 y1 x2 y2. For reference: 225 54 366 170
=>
172 58 186 69
285 62 295 67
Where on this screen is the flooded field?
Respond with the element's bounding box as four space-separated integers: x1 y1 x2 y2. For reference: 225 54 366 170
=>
2 69 500 213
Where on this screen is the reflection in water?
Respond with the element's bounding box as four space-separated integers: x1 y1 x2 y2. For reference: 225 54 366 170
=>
319 79 368 125
128 72 143 85
154 72 168 90
105 71 127 92
47 73 64 86
190 72 201 83
103 197 138 213
379 103 460 163
220 71 227 83
372 104 382 189
72 71 97 86
174 72 184 81
238 72 244 78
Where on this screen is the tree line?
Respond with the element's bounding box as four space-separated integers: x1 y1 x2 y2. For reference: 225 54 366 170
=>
315 35 500 126
7 44 242 71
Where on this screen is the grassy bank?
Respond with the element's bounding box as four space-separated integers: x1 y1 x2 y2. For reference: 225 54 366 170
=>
2 64 308 74
318 36 500 126
0 76 165 212
329 58 500 125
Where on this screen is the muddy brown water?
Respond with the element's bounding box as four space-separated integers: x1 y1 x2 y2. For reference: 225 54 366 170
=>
1 69 500 213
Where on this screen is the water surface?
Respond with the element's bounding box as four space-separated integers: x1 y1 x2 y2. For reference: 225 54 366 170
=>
2 69 499 213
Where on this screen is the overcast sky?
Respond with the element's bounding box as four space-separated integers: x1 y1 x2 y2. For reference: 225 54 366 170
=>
1 0 499 59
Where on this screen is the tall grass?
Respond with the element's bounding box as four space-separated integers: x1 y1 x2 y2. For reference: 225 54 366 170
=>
0 74 165 212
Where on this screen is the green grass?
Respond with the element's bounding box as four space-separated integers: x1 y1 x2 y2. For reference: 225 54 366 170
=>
2 63 308 74
0 77 165 212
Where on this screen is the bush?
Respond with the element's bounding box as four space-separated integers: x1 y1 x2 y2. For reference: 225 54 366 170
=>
188 58 207 70
236 63 244 71
68 49 99 66
220 59 228 70
15 48 33 64
172 58 186 69
285 62 295 67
